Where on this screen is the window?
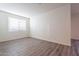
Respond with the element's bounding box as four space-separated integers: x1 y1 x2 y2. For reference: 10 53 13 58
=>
8 17 26 32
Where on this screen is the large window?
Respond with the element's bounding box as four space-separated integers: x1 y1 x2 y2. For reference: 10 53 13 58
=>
8 17 26 32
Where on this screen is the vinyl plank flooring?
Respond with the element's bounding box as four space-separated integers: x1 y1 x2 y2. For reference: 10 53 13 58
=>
60 46 68 56
0 37 78 56
66 46 71 56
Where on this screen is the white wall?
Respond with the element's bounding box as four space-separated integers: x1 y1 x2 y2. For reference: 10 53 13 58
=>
0 11 30 42
71 14 79 40
30 4 71 46
0 13 8 42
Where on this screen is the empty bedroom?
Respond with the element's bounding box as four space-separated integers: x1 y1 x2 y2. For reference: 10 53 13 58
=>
0 3 72 56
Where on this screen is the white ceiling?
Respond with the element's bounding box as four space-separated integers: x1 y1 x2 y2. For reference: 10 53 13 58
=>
0 3 67 18
71 3 79 15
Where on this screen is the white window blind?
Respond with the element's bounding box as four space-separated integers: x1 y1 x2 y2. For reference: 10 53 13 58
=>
8 17 26 32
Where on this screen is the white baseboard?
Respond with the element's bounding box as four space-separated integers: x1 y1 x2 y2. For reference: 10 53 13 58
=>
31 36 71 46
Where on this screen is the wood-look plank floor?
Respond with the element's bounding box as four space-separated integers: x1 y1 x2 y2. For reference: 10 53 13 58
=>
0 37 77 56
